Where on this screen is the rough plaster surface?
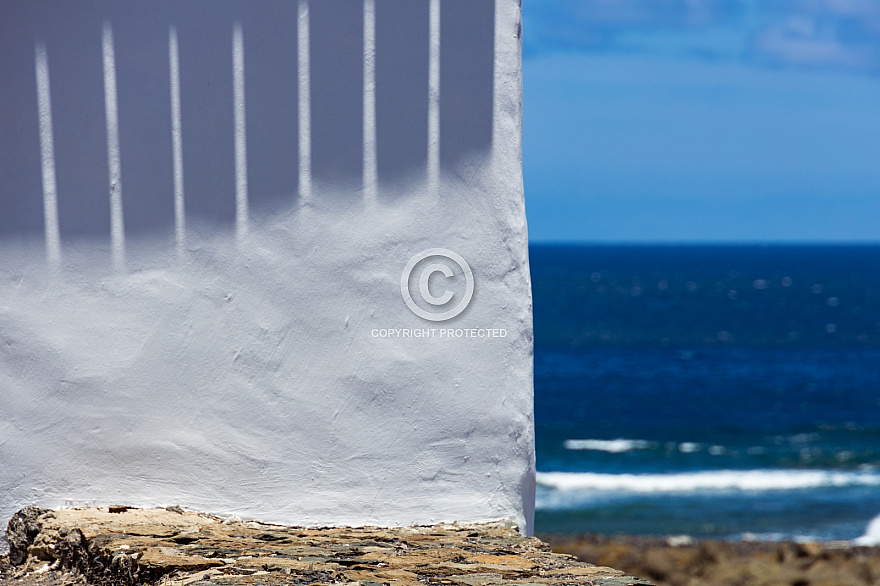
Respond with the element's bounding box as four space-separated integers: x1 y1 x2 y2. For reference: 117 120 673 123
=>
0 1 533 539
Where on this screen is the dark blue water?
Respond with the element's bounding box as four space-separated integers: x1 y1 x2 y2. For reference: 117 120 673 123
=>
531 245 880 541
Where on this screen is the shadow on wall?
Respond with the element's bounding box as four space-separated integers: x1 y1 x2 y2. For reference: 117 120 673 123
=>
0 0 495 247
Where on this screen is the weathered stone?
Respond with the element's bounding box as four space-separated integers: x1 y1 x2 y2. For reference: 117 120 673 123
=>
6 508 51 565
4 509 652 586
448 572 504 586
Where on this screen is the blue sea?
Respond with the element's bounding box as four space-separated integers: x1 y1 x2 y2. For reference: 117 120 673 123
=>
531 245 880 542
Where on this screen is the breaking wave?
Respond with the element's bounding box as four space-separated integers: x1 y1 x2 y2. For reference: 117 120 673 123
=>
537 469 880 493
563 439 655 452
854 513 880 546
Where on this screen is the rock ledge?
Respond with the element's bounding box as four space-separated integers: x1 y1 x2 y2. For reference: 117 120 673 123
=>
2 508 650 586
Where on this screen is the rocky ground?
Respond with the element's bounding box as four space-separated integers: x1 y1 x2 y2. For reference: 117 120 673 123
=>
1 508 649 586
542 533 880 586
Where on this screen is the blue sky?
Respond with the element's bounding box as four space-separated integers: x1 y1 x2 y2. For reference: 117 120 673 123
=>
522 0 880 242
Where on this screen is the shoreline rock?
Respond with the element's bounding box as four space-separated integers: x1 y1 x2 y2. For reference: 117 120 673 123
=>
2 508 650 586
542 533 880 586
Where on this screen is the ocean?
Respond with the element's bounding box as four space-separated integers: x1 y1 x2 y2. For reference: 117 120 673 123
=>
530 245 880 542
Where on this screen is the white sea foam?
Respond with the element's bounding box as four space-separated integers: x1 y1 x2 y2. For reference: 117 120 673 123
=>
854 513 880 546
678 442 701 453
739 532 822 543
537 470 880 493
562 439 719 454
563 439 655 453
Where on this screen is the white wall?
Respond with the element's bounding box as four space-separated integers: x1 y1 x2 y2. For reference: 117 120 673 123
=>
0 0 533 535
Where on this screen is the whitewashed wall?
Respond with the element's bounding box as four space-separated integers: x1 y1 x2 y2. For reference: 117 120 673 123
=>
0 0 533 534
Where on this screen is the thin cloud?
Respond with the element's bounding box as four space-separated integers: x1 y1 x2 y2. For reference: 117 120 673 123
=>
524 0 880 73
751 1 880 71
524 0 741 55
